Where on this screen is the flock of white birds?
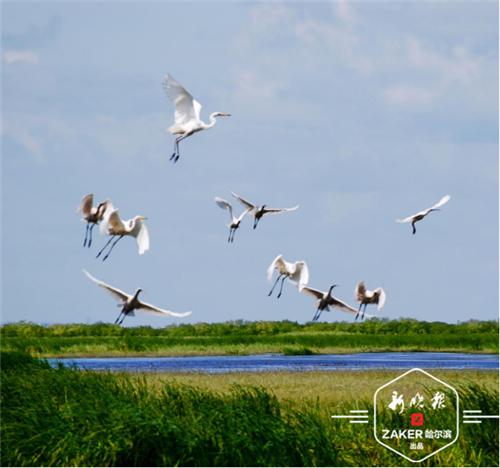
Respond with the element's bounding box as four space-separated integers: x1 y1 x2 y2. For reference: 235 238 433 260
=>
78 73 451 325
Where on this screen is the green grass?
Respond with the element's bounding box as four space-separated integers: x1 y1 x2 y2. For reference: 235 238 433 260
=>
1 319 497 357
139 369 499 407
1 352 498 466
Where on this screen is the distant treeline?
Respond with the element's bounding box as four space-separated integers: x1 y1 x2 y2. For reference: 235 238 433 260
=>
1 319 497 356
2 318 497 337
1 351 498 466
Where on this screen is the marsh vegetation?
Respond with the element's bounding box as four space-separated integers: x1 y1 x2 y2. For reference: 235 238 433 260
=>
1 352 498 466
1 319 497 357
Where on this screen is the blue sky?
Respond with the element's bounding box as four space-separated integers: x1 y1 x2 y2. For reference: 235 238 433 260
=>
2 1 498 326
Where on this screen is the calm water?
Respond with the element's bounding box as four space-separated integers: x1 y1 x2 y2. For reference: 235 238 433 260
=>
50 352 499 373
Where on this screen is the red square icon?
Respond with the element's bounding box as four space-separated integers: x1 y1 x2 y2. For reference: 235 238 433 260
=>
411 412 424 426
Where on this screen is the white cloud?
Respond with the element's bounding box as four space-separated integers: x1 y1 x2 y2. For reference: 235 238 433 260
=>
382 38 485 108
334 0 357 24
293 17 373 74
234 3 493 116
406 37 480 85
3 50 39 65
1 112 167 165
233 70 284 102
1 120 43 161
383 84 438 108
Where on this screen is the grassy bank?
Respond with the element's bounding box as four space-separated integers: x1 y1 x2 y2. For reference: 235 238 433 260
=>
1 319 498 357
1 352 498 467
140 369 499 407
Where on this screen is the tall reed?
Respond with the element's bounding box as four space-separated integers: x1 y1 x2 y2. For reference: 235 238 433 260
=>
1 352 498 466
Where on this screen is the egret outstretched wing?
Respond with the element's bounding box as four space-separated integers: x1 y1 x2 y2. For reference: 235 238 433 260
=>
262 205 299 215
267 254 285 280
215 197 234 221
297 262 309 287
235 207 251 223
327 296 359 315
430 194 451 211
136 222 150 255
99 202 116 234
137 300 192 318
300 286 324 301
78 194 93 217
106 210 126 233
231 192 256 212
375 288 386 311
83 270 130 303
162 74 202 125
355 281 366 300
396 194 451 222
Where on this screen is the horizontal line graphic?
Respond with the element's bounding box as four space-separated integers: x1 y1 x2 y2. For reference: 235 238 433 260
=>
463 415 499 419
331 415 369 419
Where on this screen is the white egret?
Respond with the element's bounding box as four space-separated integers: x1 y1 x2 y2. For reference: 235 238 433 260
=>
96 209 149 261
162 73 231 163
214 197 251 243
83 270 191 325
355 281 386 320
267 255 309 298
231 192 299 229
77 194 112 248
300 285 362 321
396 195 451 235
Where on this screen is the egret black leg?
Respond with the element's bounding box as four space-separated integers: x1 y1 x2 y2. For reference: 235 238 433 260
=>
119 313 127 325
170 138 179 161
276 275 287 298
102 235 124 262
88 223 96 247
268 274 282 296
355 302 362 321
96 235 115 259
412 222 416 235
114 311 123 324
171 135 188 163
361 303 368 320
83 223 90 247
171 137 181 161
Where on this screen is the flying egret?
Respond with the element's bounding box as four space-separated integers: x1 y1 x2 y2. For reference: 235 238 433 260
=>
77 194 112 247
267 254 309 298
231 192 299 229
83 270 191 325
396 195 451 235
162 73 231 163
355 281 385 320
214 197 251 243
96 209 149 261
300 285 361 321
